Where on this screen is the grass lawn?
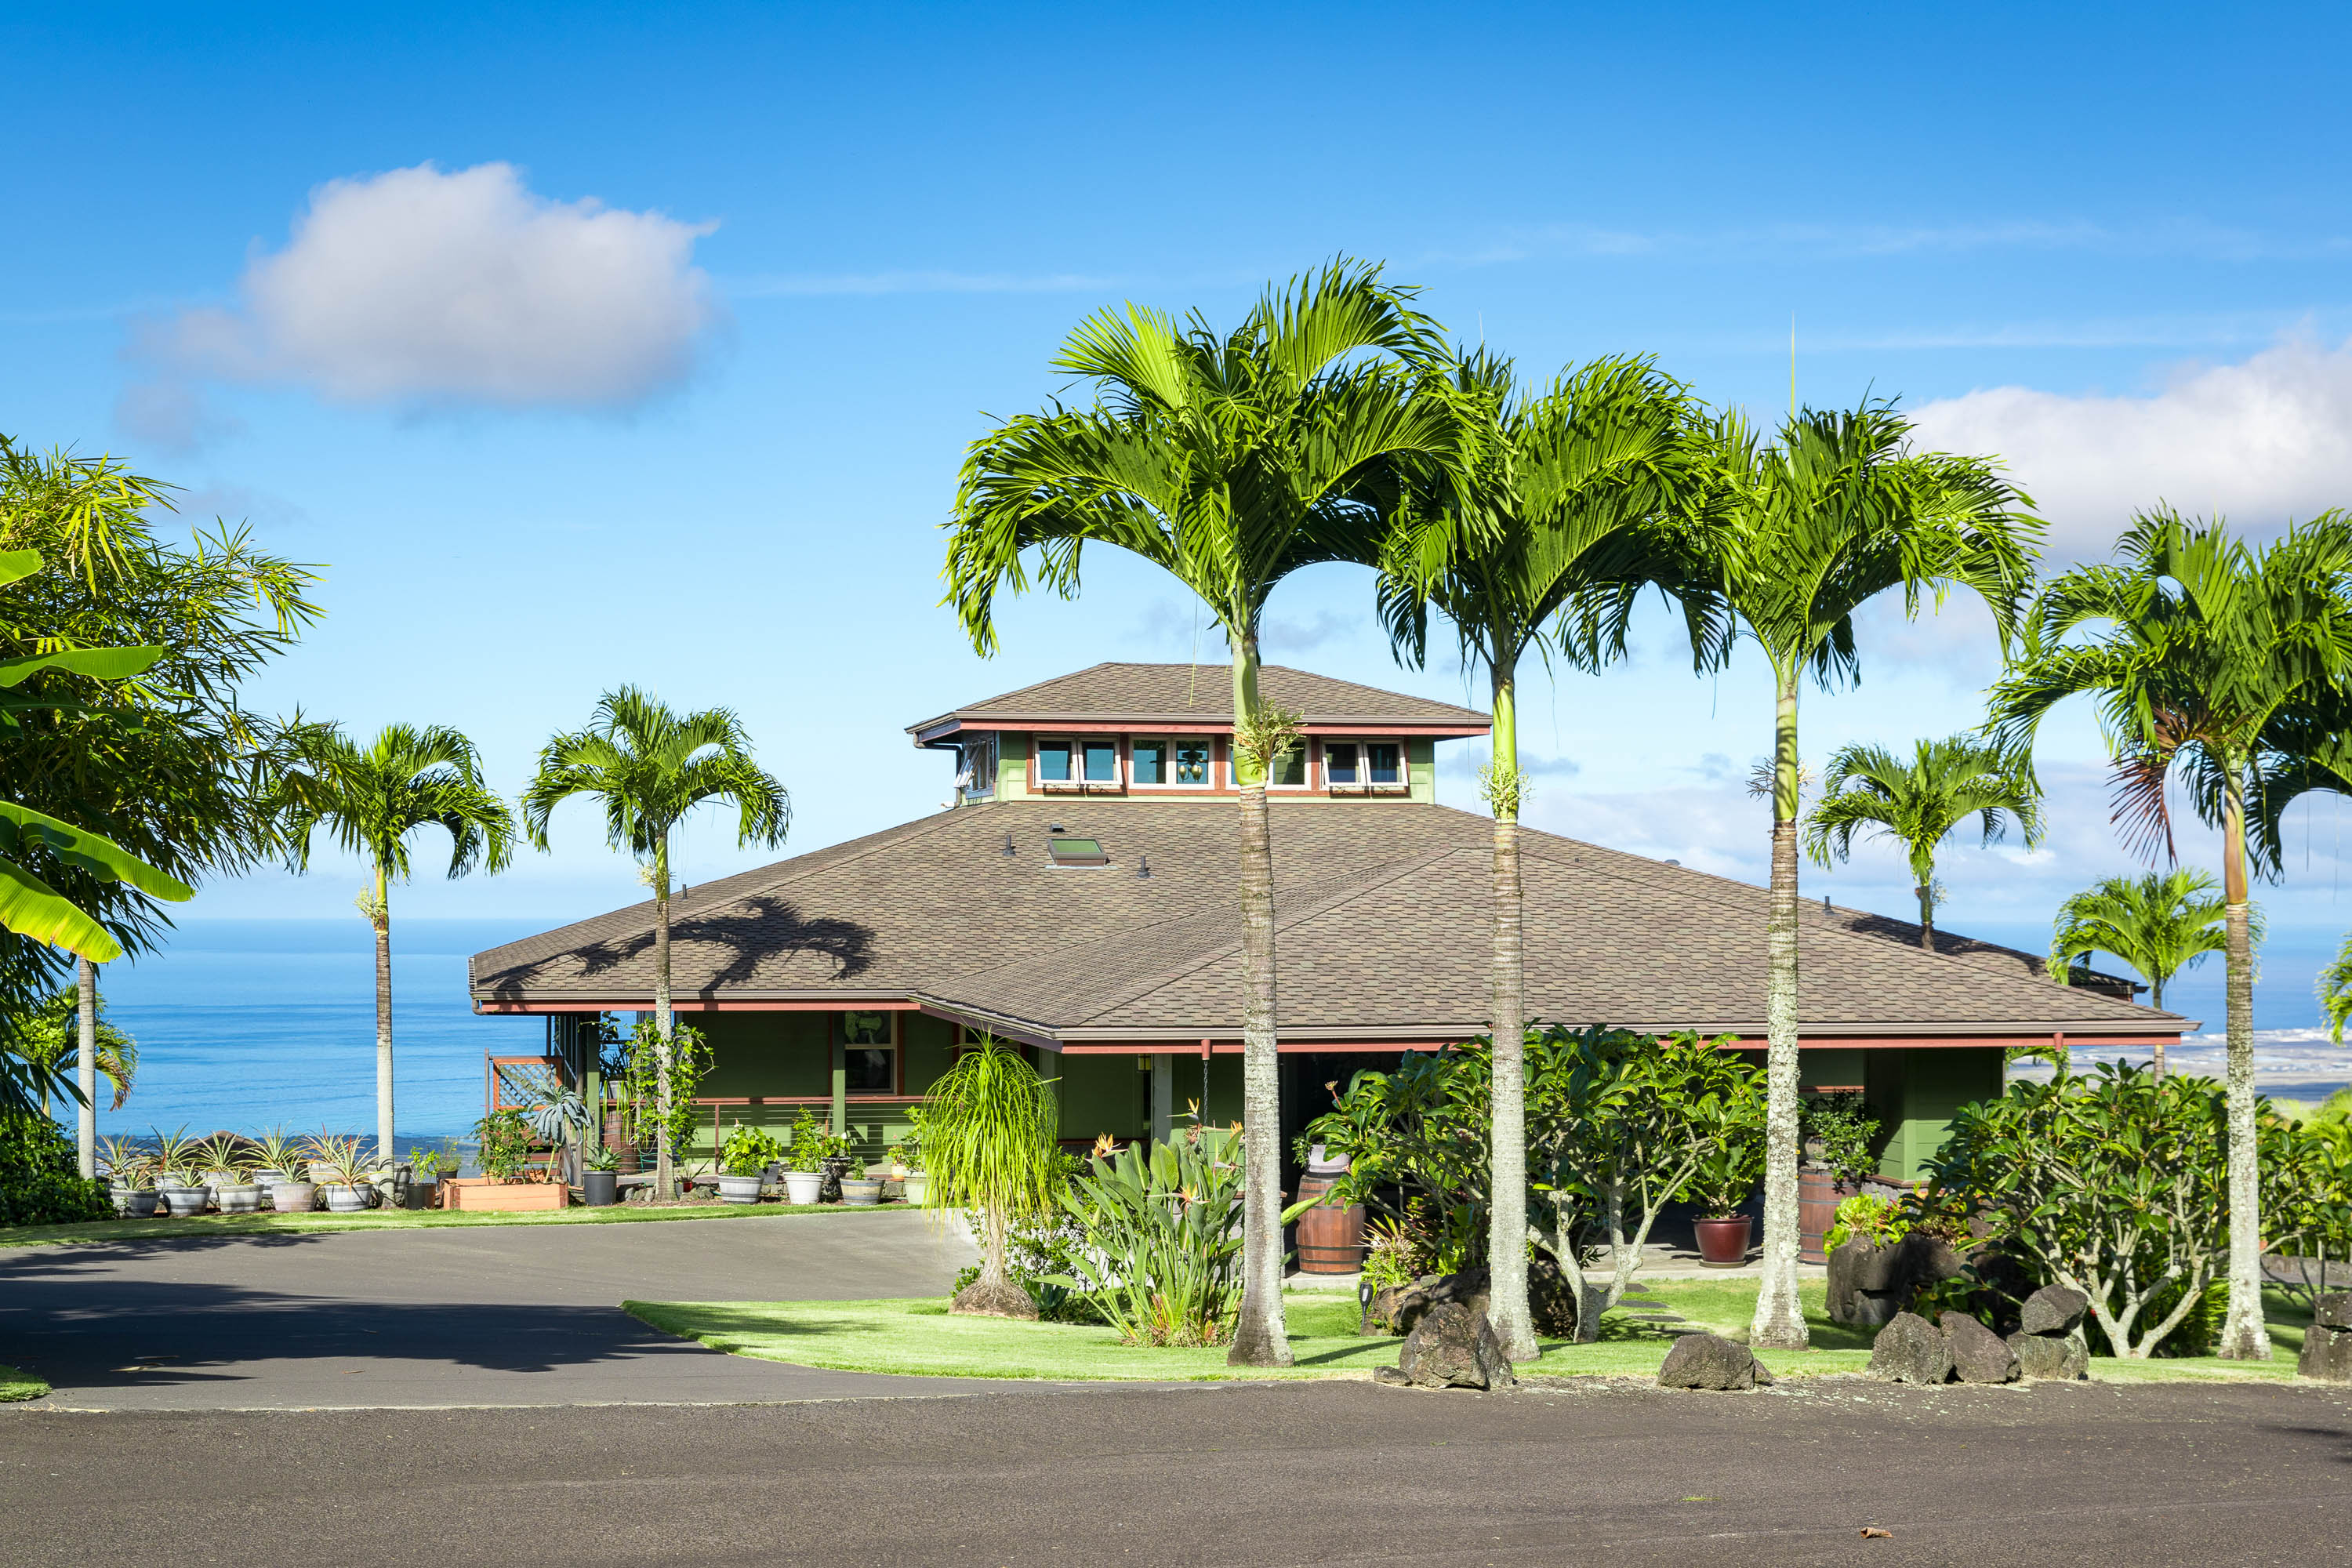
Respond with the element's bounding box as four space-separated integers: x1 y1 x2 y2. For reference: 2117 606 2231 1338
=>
630 1276 2319 1385
0 1363 50 1402
0 1199 917 1250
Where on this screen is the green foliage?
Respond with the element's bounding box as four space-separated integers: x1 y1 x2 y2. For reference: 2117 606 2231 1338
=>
1683 1121 1766 1219
0 1113 107 1225
1302 1044 1491 1259
1801 1091 1884 1185
470 1110 533 1181
521 687 789 869
2052 869 2229 1011
2323 939 2352 1044
277 721 514 893
625 1016 712 1160
2268 1111 2352 1311
920 1036 1060 1287
785 1104 847 1171
719 1124 783 1178
9 983 136 1112
1803 735 2042 934
583 1144 618 1173
1822 1192 1910 1255
1048 1125 1249 1347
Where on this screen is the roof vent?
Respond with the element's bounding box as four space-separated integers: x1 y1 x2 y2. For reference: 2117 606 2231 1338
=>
1046 836 1109 868
1002 833 1016 857
1137 855 1152 879
1662 858 1680 867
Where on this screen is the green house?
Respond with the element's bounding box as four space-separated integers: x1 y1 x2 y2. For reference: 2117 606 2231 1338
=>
469 662 2184 1181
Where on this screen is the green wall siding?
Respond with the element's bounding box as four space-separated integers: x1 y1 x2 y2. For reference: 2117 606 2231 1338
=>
1867 1047 2003 1181
1408 738 1436 803
1051 1052 1149 1142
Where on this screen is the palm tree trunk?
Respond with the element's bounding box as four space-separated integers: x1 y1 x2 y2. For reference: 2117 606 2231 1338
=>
1226 634 1291 1369
2151 979 2165 1079
372 865 395 1168
76 958 98 1180
653 833 676 1202
1915 882 1935 950
1751 663 1809 1348
2215 771 2272 1360
1484 654 1536 1361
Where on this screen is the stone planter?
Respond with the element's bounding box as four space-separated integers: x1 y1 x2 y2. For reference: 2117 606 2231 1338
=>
1693 1214 1754 1268
160 1186 209 1218
580 1170 618 1207
271 1181 318 1214
214 1183 263 1214
717 1174 764 1205
782 1170 824 1205
840 1178 884 1207
111 1186 159 1218
321 1184 370 1213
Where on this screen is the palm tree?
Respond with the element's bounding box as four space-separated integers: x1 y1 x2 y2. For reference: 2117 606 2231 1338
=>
1698 404 2039 1349
278 723 515 1165
1988 506 2352 1360
2047 869 2229 1074
920 1035 1061 1317
16 981 136 1116
1376 350 1717 1361
1803 736 2044 949
944 260 1464 1368
522 688 789 1200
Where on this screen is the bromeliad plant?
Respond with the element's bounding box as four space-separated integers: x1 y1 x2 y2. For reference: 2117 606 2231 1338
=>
97 1134 151 1189
303 1133 373 1189
1048 1127 1254 1347
197 1131 252 1183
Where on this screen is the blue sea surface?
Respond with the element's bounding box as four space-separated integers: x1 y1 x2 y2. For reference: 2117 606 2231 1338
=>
88 919 548 1142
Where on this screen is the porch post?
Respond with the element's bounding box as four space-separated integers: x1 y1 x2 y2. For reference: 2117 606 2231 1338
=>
1150 1053 1173 1143
829 1023 847 1138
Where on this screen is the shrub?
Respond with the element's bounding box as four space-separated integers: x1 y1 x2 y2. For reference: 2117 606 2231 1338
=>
1823 1192 1909 1254
786 1105 848 1171
0 1115 108 1227
1802 1091 1884 1184
1048 1126 1250 1346
472 1109 534 1181
719 1125 784 1178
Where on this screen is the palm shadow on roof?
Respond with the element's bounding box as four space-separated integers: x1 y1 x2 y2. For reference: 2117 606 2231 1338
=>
556 896 875 990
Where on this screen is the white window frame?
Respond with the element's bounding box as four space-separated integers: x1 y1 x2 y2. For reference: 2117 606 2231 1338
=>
1034 735 1124 793
1132 734 1214 790
1323 736 1409 795
959 734 997 801
1265 737 1312 792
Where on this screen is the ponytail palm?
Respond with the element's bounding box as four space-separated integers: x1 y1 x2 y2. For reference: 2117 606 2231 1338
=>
1698 404 2039 1349
1803 736 2043 949
522 688 789 1200
2049 869 2229 1071
1988 506 2352 1359
278 722 514 1163
921 1035 1060 1318
1377 350 1717 1360
945 260 1465 1368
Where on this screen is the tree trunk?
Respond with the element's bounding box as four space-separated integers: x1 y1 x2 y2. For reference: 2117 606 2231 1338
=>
1484 655 1537 1362
372 866 395 1168
1226 636 1291 1368
2215 771 2272 1359
76 958 97 1180
2151 979 2165 1079
1915 883 1935 950
1750 665 1809 1348
653 833 676 1202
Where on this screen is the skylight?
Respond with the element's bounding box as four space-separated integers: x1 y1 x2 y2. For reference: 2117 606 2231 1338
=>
1045 836 1109 867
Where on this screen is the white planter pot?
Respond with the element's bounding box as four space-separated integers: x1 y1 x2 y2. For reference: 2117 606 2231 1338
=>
901 1173 927 1205
214 1185 263 1214
840 1178 884 1207
272 1181 318 1214
111 1187 160 1218
321 1184 369 1213
716 1174 764 1205
160 1187 209 1217
782 1170 824 1205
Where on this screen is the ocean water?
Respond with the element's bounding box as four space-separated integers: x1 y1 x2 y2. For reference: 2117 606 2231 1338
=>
83 919 546 1143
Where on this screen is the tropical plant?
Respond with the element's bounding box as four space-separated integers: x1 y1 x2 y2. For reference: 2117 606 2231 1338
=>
920 1036 1061 1316
786 1105 838 1172
151 1125 201 1185
2321 937 2352 1046
2268 1113 2352 1313
1695 401 2040 1348
1049 1126 1249 1347
1821 1192 1908 1254
1987 506 2352 1359
96 1133 151 1189
2049 869 2232 1074
1684 1122 1766 1221
1374 351 1717 1360
1304 1047 1492 1267
407 1147 443 1181
895 1105 925 1171
249 1127 305 1179
302 1132 372 1189
9 982 136 1117
944 260 1464 1367
1921 1061 2303 1358
1803 736 2043 947
720 1124 784 1178
522 688 788 1200
583 1144 618 1174
621 1014 713 1174
521 1083 593 1182
276 723 514 1167
1800 1091 1884 1185
196 1131 251 1181
0 1112 109 1225
469 1110 533 1182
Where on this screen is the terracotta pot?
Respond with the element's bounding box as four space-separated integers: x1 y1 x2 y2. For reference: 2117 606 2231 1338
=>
1693 1215 1754 1268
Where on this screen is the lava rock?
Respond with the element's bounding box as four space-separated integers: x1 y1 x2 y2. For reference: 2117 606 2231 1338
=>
1827 1233 1965 1328
1657 1332 1774 1391
1940 1311 2019 1384
2017 1285 2091 1338
1395 1301 1515 1389
2299 1326 2352 1382
1374 1271 1490 1338
1868 1311 1954 1384
949 1275 1040 1320
2316 1291 2352 1331
2009 1330 2089 1381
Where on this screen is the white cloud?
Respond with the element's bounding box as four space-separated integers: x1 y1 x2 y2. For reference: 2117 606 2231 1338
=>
732 269 1113 296
1910 334 2352 560
124 162 718 430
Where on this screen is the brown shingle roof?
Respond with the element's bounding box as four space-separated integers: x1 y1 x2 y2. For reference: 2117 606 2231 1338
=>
905 662 1490 737
470 799 2182 1044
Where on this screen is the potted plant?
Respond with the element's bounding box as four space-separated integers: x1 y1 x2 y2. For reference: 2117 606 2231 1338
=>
896 1111 926 1204
717 1126 783 1204
1798 1092 1884 1261
305 1134 374 1213
839 1156 884 1207
782 1107 829 1204
581 1145 619 1207
200 1132 263 1214
250 1128 304 1207
1687 1127 1764 1268
150 1126 198 1202
100 1136 158 1218
444 1109 568 1211
406 1148 445 1209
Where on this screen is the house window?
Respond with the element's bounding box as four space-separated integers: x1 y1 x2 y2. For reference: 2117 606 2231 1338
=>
1269 742 1307 789
1036 739 1073 783
1132 739 1167 785
842 1010 897 1094
960 735 997 801
1134 737 1210 787
1327 740 1405 791
1083 738 1120 784
1174 740 1210 786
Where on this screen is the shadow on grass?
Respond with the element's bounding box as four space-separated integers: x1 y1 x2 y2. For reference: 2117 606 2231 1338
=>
625 1301 888 1345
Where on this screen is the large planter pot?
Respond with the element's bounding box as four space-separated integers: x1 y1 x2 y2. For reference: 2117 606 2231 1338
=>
213 1184 263 1214
782 1170 824 1205
717 1174 764 1205
602 1109 641 1175
1798 1169 1863 1264
321 1184 370 1213
900 1172 927 1206
443 1177 567 1212
160 1186 209 1218
1693 1214 1754 1268
581 1170 618 1207
839 1178 884 1207
111 1187 159 1218
271 1181 318 1214
405 1176 439 1210
1292 1171 1367 1274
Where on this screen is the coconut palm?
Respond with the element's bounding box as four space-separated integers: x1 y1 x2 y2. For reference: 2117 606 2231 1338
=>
1376 350 1719 1361
1988 506 2352 1359
522 688 789 1200
2048 869 2230 1074
1803 736 2044 949
1697 404 2040 1349
920 1035 1060 1317
944 260 1465 1368
277 723 515 1166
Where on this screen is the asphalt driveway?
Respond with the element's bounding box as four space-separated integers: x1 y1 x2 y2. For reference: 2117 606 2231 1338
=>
0 1210 982 1410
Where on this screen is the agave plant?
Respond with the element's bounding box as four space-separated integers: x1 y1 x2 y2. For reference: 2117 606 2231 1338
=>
303 1133 372 1187
98 1134 152 1189
250 1127 307 1180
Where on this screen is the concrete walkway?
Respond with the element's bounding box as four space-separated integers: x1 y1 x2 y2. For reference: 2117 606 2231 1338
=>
0 1210 984 1411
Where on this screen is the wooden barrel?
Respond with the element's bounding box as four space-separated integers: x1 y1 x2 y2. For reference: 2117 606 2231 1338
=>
1292 1172 1367 1273
1798 1169 1860 1263
603 1110 641 1176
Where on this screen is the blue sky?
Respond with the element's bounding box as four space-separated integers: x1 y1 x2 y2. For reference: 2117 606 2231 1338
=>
8 2 2352 1007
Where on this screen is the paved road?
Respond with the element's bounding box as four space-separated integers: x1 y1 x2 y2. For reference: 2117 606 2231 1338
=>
5 1377 2347 1566
0 1210 982 1410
